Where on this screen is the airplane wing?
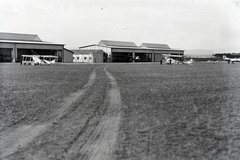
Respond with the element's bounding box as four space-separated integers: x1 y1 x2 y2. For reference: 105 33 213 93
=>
50 59 56 64
43 59 55 65
43 59 51 64
231 59 240 62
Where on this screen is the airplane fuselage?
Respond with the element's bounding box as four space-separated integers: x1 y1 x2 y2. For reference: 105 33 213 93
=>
223 56 240 64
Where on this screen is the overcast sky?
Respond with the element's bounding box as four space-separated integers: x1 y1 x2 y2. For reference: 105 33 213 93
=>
1 0 240 52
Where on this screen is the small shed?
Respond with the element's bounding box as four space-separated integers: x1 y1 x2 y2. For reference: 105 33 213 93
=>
72 50 108 63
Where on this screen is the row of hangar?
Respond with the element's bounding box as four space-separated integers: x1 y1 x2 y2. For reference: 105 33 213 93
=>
0 32 184 63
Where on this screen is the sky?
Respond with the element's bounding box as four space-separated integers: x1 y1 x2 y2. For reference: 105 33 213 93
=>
1 0 240 52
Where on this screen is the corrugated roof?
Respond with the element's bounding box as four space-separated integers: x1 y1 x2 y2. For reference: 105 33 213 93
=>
0 40 60 45
64 48 74 53
98 40 137 47
0 32 42 42
72 49 106 55
141 43 171 49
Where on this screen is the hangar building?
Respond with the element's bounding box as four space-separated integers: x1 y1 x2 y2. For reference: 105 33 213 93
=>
0 32 73 63
77 40 184 63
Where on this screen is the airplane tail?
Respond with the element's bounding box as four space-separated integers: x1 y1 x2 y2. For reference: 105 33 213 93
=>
183 59 193 65
223 55 228 60
189 59 193 63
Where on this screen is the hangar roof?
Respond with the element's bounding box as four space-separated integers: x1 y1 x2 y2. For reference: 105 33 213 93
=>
72 49 106 55
79 44 184 52
79 40 184 52
0 32 42 42
141 43 171 49
64 48 74 53
98 40 137 47
0 32 64 46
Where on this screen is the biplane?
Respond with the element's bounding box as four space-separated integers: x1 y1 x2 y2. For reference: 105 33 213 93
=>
21 55 57 65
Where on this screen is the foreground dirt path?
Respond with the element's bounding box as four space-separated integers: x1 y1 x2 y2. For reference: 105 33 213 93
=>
0 66 122 160
66 67 122 160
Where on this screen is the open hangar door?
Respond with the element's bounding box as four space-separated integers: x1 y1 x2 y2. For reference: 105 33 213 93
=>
112 52 133 62
16 49 60 62
112 52 153 63
135 53 152 62
0 48 12 62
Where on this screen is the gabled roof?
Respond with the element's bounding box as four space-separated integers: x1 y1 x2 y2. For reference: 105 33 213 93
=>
0 32 42 42
72 49 106 55
98 40 137 47
141 43 171 49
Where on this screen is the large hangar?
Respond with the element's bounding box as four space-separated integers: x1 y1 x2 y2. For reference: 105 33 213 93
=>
78 40 184 63
0 32 73 63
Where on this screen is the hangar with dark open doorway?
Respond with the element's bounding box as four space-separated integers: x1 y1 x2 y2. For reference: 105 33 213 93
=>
78 40 184 63
0 32 73 63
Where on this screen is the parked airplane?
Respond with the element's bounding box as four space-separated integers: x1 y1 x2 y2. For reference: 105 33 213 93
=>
21 55 57 65
223 55 240 64
165 57 179 64
163 54 193 65
21 55 42 65
165 57 193 65
163 54 182 64
182 59 193 65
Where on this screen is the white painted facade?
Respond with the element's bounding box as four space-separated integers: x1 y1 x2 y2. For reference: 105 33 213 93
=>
73 54 93 63
79 45 111 57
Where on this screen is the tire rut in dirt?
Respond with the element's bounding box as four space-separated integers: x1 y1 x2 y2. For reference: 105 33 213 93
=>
65 67 122 160
0 67 98 159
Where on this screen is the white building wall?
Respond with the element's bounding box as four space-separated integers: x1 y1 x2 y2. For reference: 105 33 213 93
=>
79 45 111 57
73 54 93 63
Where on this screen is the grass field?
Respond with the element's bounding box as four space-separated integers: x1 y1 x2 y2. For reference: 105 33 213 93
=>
107 62 240 159
1 62 240 159
0 63 99 129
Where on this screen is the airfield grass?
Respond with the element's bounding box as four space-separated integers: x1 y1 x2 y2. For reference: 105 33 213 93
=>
0 63 102 130
1 62 240 159
107 62 240 160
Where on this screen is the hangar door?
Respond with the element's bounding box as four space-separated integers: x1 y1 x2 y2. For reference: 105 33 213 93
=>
112 52 133 62
17 49 58 62
0 48 12 62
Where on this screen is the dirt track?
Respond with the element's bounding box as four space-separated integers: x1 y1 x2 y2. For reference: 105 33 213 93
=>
0 66 122 160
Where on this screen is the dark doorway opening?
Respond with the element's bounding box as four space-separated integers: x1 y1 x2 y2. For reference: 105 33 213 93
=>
0 48 12 62
17 49 57 62
112 52 133 62
135 53 152 62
